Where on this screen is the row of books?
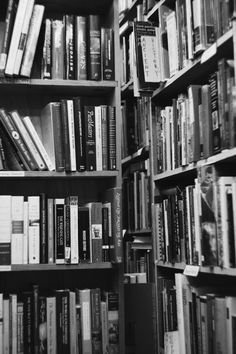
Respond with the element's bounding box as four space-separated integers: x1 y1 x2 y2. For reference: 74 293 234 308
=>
0 284 119 354
0 0 114 81
121 96 150 159
0 188 122 267
153 60 235 173
173 273 236 354
0 100 116 172
155 165 236 268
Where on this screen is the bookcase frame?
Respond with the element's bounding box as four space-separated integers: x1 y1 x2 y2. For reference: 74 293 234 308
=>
0 0 124 352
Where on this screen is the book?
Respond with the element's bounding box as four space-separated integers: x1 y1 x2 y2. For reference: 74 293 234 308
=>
101 300 109 354
103 187 122 263
46 296 56 354
38 295 47 354
61 99 76 171
226 296 236 354
0 108 38 171
11 195 24 265
9 110 47 171
13 0 35 76
108 106 116 170
41 18 52 79
17 300 24 353
22 291 34 353
88 15 101 80
78 206 91 262
9 293 17 354
23 199 29 264
79 288 92 354
20 4 45 77
84 105 96 171
28 196 40 264
69 291 77 354
40 101 65 172
55 289 70 353
90 288 102 353
85 202 103 263
166 11 179 77
214 296 227 353
0 195 11 266
95 105 103 171
101 27 114 80
105 291 119 354
54 198 65 264
65 197 71 264
64 14 75 80
69 196 79 264
73 96 86 171
75 16 87 80
47 198 54 264
209 69 221 154
102 203 111 262
3 298 10 353
51 18 65 79
22 115 54 171
101 105 108 170
4 0 29 76
40 193 47 264
0 294 3 354
188 85 202 163
0 0 17 75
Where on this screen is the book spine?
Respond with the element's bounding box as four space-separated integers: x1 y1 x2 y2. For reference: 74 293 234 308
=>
106 291 119 354
46 297 57 354
0 0 17 75
209 71 221 154
108 106 116 170
90 288 102 354
54 198 65 264
101 105 108 170
23 199 29 264
17 301 24 354
79 289 92 354
78 206 91 262
88 15 101 80
9 293 17 354
20 4 45 78
40 193 47 264
75 16 87 80
60 99 71 172
33 284 39 354
69 196 79 264
3 299 10 353
51 18 65 79
41 18 52 79
66 100 76 171
23 292 33 354
84 106 96 171
101 27 114 80
5 0 29 76
64 197 71 264
64 14 74 80
47 198 54 264
101 301 108 354
13 0 35 76
69 292 77 354
0 108 37 170
88 202 103 263
38 296 47 354
9 110 47 171
95 106 103 171
11 195 24 265
28 196 40 264
50 102 65 172
73 97 86 171
102 205 110 262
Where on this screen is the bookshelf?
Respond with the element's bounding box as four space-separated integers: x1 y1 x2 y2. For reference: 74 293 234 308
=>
0 0 124 352
146 0 236 353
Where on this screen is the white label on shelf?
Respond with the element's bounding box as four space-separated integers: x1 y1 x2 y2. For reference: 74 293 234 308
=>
0 266 11 271
0 171 25 177
201 43 217 63
183 265 200 277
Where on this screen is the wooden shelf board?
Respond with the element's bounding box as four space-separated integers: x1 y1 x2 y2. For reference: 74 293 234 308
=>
0 262 113 272
0 170 119 179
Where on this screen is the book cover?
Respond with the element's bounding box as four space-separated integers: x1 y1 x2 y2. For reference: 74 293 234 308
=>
84 105 96 171
73 96 86 171
88 15 101 80
20 4 45 77
78 206 91 262
103 187 122 263
101 27 114 81
86 202 103 263
28 196 40 264
54 198 65 264
75 15 87 80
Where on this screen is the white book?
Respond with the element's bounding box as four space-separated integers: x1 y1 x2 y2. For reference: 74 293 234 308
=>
101 300 108 354
0 293 3 354
47 198 54 264
5 0 29 76
67 100 77 172
23 200 29 264
9 294 17 354
46 296 57 354
20 4 45 77
0 195 11 267
28 196 40 264
186 0 194 60
95 106 103 171
79 288 92 354
41 18 52 79
166 11 179 77
13 0 35 75
11 196 24 265
23 116 54 171
69 291 77 354
232 177 236 265
226 296 236 354
3 299 9 353
10 110 47 171
69 196 79 264
193 178 202 265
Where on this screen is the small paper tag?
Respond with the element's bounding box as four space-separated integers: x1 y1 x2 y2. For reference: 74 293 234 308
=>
0 171 25 177
184 265 200 277
201 43 217 63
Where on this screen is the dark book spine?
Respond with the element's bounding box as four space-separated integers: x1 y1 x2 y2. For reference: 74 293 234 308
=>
54 199 65 264
84 106 96 171
75 16 87 80
38 296 47 354
101 105 108 170
90 202 103 263
108 106 116 170
102 206 110 261
23 292 34 354
101 27 114 80
41 18 52 79
17 301 24 354
209 71 221 154
78 206 91 262
33 285 39 354
73 97 86 171
90 288 102 354
65 197 71 264
106 291 119 354
50 102 65 172
64 14 75 80
75 304 83 353
56 290 70 354
0 137 7 170
40 193 47 264
60 99 71 171
88 15 101 80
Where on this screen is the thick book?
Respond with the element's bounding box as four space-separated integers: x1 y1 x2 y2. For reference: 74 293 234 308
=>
103 187 122 263
78 206 91 262
0 108 38 170
11 195 24 265
0 0 18 75
90 288 102 353
108 106 116 170
79 288 92 354
101 27 114 81
20 4 45 77
64 14 75 80
166 11 179 77
55 289 70 354
95 106 103 171
51 18 65 79
28 196 40 264
4 0 29 76
73 96 86 171
13 0 35 76
40 101 65 172
54 198 65 264
85 202 103 263
84 105 96 171
75 16 87 80
104 291 119 354
88 15 101 80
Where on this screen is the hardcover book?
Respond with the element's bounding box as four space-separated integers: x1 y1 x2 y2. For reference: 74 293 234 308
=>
75 16 87 80
84 105 96 171
88 15 101 80
101 27 114 80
